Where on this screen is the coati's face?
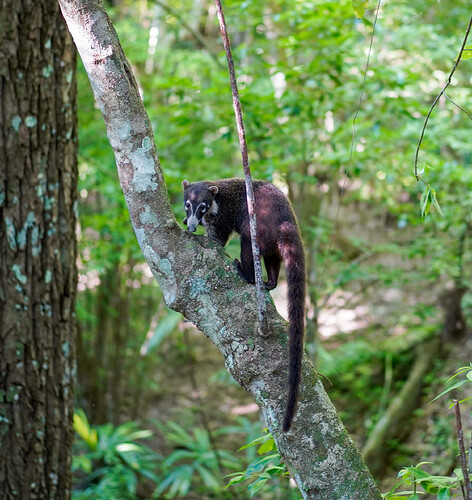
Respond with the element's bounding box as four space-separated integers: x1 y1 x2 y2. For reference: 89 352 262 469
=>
182 180 218 232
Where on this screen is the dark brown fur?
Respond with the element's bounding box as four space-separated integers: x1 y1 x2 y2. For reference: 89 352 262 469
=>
183 178 305 431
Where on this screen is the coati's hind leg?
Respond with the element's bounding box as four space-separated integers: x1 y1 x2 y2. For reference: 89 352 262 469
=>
263 254 281 290
237 238 281 290
236 234 255 284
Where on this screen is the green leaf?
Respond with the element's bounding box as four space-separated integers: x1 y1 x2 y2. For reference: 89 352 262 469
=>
429 379 468 403
352 0 369 18
73 410 98 450
161 421 194 446
420 185 431 217
248 474 270 497
265 465 287 476
168 474 191 499
257 438 275 455
444 365 472 384
403 466 431 479
238 430 271 451
116 443 143 453
398 468 410 478
420 475 458 487
155 465 193 497
195 464 221 491
437 487 451 500
141 310 181 355
163 449 196 467
124 429 153 441
224 473 245 489
384 476 409 497
72 455 93 474
246 454 280 475
459 45 472 61
453 468 463 481
430 188 443 216
193 428 210 449
384 494 418 499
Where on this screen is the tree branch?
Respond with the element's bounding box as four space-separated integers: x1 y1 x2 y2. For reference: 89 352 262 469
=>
56 0 381 497
214 0 268 333
454 399 472 499
414 15 472 180
444 93 472 121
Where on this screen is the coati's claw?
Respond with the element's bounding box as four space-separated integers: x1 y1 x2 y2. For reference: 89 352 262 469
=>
264 281 277 291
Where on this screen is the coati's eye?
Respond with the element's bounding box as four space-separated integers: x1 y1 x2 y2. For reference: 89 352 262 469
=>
184 201 191 210
200 203 207 212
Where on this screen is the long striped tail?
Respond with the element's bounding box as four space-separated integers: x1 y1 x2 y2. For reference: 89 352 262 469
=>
279 228 305 432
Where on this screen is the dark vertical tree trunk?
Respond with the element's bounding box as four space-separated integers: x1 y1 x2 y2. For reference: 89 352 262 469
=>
0 0 78 497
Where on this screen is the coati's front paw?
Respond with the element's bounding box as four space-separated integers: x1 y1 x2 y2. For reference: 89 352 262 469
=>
183 217 188 225
264 280 277 291
234 259 255 284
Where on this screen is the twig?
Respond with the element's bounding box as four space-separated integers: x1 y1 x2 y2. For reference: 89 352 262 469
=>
214 0 268 334
444 93 472 121
453 399 472 500
469 433 472 485
414 15 472 180
150 0 222 66
317 0 382 296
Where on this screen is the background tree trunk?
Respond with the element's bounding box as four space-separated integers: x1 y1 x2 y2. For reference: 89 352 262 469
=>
0 0 78 497
362 337 441 475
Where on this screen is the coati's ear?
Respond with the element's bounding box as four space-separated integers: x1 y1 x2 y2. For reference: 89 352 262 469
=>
208 186 218 196
182 180 190 189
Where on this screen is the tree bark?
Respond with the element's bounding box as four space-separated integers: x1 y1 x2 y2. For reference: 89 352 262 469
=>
0 0 78 497
56 0 381 498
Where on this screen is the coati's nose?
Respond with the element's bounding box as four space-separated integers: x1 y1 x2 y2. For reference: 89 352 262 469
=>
186 222 198 232
186 215 199 233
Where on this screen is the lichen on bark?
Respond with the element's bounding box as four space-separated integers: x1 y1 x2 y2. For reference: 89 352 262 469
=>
0 0 78 496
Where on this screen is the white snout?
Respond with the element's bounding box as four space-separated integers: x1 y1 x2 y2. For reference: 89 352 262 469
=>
186 215 199 232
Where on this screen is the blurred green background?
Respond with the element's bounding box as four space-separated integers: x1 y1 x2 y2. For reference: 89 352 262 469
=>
72 1 472 498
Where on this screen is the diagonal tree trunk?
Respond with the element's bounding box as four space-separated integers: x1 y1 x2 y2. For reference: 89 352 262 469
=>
56 0 381 498
0 0 78 497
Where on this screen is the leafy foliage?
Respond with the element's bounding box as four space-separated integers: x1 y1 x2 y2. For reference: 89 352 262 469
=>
430 364 472 405
384 462 461 500
72 410 161 499
352 0 370 19
155 420 242 498
384 366 472 499
74 0 472 496
225 429 301 498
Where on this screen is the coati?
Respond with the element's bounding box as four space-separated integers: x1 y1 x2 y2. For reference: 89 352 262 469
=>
182 178 305 431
